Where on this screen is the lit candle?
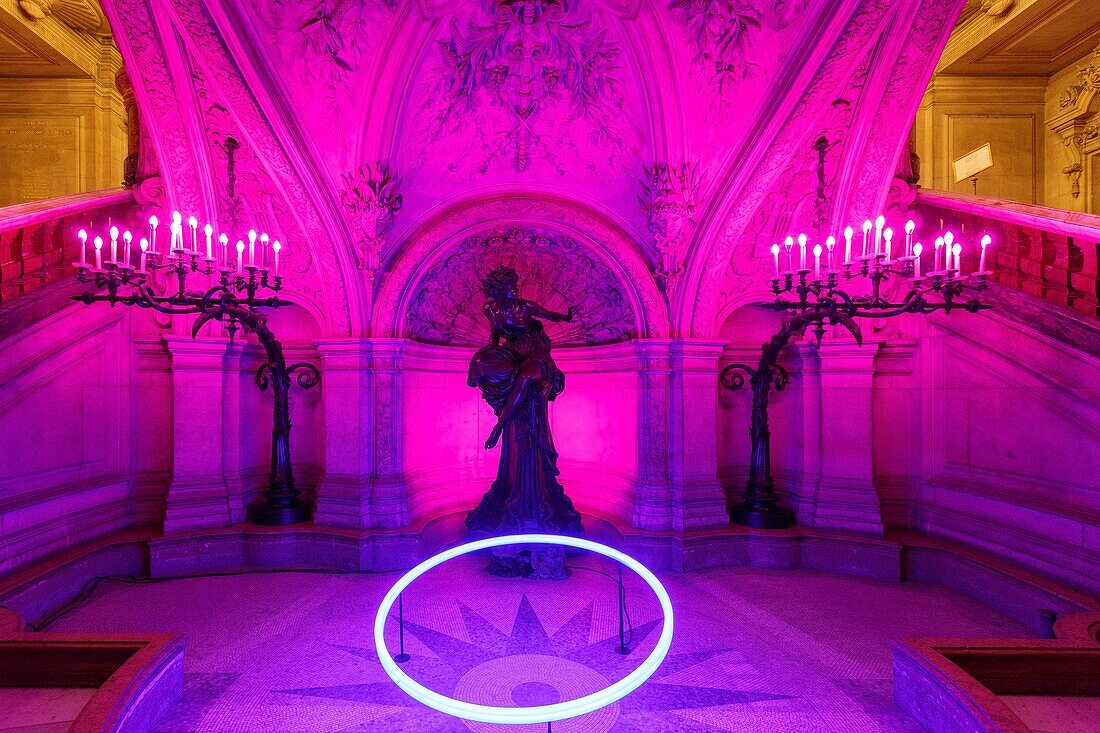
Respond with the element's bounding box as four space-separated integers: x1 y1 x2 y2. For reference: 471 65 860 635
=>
123 230 133 267
783 235 794 271
979 234 991 273
843 226 853 263
813 243 822 278
188 216 198 252
172 211 182 251
138 237 148 272
78 228 88 266
825 236 836 269
204 224 213 260
798 233 807 270
236 239 245 273
272 240 282 276
169 222 182 258
874 215 885 254
944 231 955 267
219 233 229 268
259 233 269 269
933 236 944 272
771 243 780 278
149 215 159 253
93 236 103 269
904 220 915 257
913 242 923 278
109 226 119 264
952 243 962 274
861 220 872 257
248 229 257 267
883 227 893 262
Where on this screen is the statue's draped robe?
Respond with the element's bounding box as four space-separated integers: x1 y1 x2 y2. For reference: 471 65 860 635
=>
466 321 583 535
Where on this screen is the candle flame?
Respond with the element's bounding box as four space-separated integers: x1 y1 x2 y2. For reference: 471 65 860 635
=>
93 236 103 249
812 244 822 257
825 235 836 249
188 216 198 228
77 229 87 242
797 233 807 247
110 226 119 240
123 231 132 242
204 223 214 236
914 242 923 256
149 215 158 228
875 215 885 229
770 243 780 254
139 238 149 251
905 220 915 234
236 240 246 253
844 226 853 239
862 220 873 232
944 231 954 246
980 234 991 247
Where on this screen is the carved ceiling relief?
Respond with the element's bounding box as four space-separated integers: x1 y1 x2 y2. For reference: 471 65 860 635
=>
172 0 353 333
404 229 636 347
422 0 629 175
340 163 403 281
689 0 897 334
638 162 704 291
668 0 807 101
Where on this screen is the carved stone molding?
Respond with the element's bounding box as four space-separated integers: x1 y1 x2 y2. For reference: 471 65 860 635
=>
403 228 637 346
18 0 109 34
340 163 403 279
639 162 704 291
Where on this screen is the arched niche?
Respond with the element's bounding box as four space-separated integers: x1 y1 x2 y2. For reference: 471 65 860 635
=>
373 191 668 341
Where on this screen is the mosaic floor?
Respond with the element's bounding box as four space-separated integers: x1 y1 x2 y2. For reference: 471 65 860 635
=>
48 556 1034 733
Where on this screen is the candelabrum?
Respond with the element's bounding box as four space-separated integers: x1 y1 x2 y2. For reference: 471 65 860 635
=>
71 212 319 526
720 216 993 529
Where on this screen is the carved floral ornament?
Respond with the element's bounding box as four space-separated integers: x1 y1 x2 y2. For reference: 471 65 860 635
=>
340 163 403 277
404 228 636 347
638 162 705 290
429 0 625 172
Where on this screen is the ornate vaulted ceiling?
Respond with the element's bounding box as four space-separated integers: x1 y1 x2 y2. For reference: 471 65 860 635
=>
98 0 965 338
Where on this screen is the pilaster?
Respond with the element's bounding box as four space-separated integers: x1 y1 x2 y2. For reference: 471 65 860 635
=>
314 339 373 528
163 338 232 533
810 340 885 535
669 340 729 530
633 340 673 530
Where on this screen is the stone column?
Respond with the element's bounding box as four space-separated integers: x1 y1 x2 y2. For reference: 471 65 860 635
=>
633 340 673 530
811 340 885 535
314 339 372 528
163 338 232 533
668 340 729 530
369 339 410 528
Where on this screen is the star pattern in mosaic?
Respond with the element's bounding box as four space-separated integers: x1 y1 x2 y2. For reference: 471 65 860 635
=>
277 593 792 732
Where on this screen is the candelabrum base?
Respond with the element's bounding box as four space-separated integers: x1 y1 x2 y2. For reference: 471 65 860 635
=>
730 501 794 530
250 499 311 526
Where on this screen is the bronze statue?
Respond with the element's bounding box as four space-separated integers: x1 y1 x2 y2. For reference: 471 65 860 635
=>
466 266 583 575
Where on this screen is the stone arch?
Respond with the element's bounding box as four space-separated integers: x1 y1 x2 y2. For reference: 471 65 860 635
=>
373 190 669 341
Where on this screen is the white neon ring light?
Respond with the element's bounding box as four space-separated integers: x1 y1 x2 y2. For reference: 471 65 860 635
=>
373 533 674 725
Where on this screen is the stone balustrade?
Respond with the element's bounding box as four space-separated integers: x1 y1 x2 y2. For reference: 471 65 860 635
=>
915 189 1100 318
0 188 135 305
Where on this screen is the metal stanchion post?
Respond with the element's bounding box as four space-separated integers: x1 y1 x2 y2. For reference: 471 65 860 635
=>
615 562 629 655
394 593 411 663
